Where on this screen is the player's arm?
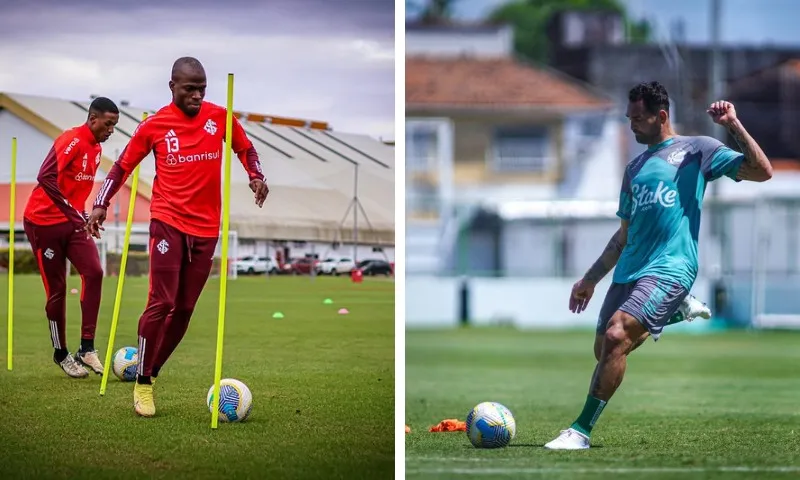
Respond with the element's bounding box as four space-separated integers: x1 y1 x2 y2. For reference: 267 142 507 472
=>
230 115 268 207
706 100 773 182
582 168 632 285
569 214 628 313
230 115 264 180
583 220 628 285
37 139 89 229
87 122 153 237
726 118 773 182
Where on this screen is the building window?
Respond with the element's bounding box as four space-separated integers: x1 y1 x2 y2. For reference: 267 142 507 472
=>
406 125 437 173
490 126 551 173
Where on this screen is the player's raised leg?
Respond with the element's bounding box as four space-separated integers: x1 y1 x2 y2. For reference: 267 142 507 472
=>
65 230 105 375
133 219 184 417
630 294 712 352
23 220 89 378
151 235 218 379
671 294 711 323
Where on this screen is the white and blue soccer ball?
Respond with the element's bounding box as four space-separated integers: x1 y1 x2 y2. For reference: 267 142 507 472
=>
466 401 516 448
112 346 138 382
207 378 253 423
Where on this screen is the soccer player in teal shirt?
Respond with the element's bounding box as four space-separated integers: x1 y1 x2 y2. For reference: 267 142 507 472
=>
545 81 773 450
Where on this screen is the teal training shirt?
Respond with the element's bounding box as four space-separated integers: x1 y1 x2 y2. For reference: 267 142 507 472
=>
613 136 745 290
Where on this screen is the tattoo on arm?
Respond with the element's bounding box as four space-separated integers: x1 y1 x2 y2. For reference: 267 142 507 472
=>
584 227 626 284
727 119 772 182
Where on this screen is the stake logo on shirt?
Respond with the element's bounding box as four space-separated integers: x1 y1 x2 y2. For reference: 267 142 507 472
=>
631 180 677 214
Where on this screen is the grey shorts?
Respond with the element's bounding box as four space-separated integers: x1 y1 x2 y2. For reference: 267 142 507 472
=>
596 276 688 341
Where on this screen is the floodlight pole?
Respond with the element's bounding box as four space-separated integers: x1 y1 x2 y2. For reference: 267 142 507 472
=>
330 162 380 263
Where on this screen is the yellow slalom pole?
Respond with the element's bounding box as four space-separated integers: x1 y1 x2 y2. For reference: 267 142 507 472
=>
211 73 234 429
99 113 145 396
7 137 17 371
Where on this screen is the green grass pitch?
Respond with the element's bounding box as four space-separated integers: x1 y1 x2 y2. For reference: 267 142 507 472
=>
406 327 800 480
0 274 394 479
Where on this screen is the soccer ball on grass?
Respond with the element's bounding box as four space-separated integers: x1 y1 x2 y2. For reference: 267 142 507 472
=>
466 401 516 448
207 378 253 423
111 346 138 382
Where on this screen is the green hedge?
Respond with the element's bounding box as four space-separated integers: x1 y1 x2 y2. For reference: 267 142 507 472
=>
0 249 225 277
0 248 40 274
104 252 151 277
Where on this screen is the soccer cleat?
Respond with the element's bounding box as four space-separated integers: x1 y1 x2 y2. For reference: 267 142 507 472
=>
544 428 591 450
74 349 104 375
55 353 89 379
133 382 156 417
680 294 712 322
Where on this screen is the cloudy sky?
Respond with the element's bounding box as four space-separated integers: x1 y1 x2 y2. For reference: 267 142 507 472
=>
409 0 800 46
0 0 396 140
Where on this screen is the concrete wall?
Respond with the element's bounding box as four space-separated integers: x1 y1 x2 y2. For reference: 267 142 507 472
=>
405 275 711 331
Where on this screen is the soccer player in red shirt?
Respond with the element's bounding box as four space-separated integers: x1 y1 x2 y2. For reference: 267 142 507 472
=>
23 97 120 379
88 57 268 417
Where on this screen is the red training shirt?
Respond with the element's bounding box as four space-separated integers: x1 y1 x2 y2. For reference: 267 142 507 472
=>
25 123 101 228
94 101 265 238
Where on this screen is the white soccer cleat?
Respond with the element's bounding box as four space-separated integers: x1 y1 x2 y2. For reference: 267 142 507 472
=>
680 294 712 322
75 349 104 375
544 428 590 450
56 354 89 378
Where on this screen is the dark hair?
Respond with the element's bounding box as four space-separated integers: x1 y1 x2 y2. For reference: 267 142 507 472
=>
88 97 119 115
628 81 670 115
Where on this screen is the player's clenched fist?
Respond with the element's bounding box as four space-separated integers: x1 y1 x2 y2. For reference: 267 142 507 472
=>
706 100 737 127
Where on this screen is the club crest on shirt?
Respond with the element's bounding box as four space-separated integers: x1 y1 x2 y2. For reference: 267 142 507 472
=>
667 148 688 166
204 119 217 135
95 153 101 165
82 154 88 171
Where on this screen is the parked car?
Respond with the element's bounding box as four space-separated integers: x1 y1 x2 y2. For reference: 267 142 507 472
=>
316 257 339 275
333 257 356 275
235 256 278 275
288 257 319 275
281 257 301 274
315 257 356 275
356 259 393 276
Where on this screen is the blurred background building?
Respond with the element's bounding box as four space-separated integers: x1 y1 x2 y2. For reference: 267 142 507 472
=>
405 0 800 330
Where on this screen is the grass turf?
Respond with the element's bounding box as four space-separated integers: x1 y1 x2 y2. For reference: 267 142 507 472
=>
406 327 800 479
0 274 394 480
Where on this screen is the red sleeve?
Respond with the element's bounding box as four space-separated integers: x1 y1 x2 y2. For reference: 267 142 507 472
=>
94 121 153 209
231 115 265 181
37 139 87 228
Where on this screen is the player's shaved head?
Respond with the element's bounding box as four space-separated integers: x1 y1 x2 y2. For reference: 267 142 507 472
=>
171 56 205 80
169 57 206 117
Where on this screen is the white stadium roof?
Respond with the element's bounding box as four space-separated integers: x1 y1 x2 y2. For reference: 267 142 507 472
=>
0 92 394 244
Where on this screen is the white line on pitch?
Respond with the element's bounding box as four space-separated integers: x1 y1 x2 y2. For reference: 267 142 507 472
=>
406 466 800 475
